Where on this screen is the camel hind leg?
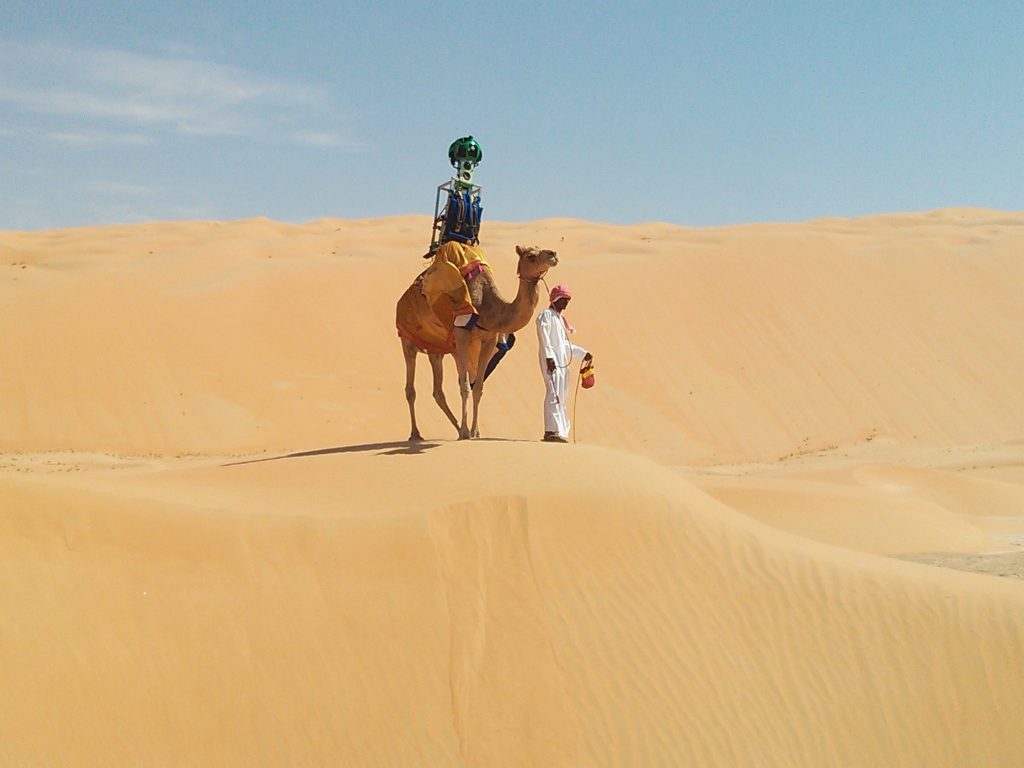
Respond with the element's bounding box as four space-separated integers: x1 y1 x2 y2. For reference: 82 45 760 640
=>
401 339 423 441
453 327 473 440
428 353 460 434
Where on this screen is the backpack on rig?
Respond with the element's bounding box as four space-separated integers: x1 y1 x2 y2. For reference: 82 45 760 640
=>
441 188 482 245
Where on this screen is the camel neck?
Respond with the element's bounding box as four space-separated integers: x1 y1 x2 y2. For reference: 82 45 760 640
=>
478 272 541 334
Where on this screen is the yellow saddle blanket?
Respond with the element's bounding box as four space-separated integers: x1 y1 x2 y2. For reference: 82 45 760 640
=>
396 241 489 354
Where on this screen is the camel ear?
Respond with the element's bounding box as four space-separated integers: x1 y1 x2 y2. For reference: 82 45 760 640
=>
515 245 524 256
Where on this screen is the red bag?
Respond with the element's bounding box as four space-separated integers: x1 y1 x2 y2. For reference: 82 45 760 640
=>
580 360 596 389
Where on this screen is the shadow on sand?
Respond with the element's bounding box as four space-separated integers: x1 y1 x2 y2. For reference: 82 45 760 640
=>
222 436 542 468
224 440 441 467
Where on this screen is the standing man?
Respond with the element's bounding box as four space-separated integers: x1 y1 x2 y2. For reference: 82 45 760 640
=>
536 284 593 443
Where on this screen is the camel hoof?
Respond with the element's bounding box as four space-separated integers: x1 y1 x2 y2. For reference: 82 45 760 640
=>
409 433 423 442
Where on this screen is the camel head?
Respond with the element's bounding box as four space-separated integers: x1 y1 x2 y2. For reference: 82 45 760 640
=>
515 245 559 282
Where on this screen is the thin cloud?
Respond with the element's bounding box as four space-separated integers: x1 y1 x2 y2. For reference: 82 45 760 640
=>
294 131 362 149
0 41 350 144
49 130 154 147
87 180 156 196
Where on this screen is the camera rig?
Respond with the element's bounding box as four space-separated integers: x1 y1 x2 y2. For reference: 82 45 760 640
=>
426 136 484 256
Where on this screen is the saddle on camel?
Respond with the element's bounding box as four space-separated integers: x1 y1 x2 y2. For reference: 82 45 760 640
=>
396 240 488 355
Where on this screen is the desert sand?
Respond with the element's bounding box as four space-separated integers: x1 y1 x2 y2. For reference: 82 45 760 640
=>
2 208 1024 766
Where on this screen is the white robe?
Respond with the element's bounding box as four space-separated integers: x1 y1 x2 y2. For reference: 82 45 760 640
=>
536 306 589 438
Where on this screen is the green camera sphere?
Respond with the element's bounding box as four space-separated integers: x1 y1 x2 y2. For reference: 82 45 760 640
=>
448 136 483 168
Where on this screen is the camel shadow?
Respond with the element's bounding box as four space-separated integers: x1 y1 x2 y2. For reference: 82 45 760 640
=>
224 440 441 467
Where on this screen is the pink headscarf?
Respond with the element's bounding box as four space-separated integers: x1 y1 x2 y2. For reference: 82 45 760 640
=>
549 284 575 333
549 284 572 303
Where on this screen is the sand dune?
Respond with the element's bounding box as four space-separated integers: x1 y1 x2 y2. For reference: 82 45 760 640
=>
5 209 1024 461
694 474 1000 554
4 444 1024 766
3 209 1024 765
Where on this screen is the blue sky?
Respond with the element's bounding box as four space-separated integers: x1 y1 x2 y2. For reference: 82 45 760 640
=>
1 0 1021 229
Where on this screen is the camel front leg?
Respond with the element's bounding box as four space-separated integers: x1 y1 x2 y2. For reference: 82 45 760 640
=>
469 336 498 439
401 340 422 441
429 352 459 434
453 328 473 440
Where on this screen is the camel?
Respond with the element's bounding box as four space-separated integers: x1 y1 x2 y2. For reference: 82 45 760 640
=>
396 244 559 440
